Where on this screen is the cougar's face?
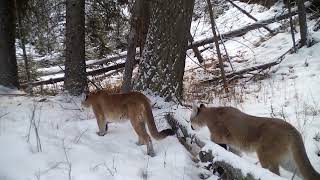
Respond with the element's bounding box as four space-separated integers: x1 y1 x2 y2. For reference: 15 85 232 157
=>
190 104 207 130
191 115 205 130
190 103 204 130
81 94 90 108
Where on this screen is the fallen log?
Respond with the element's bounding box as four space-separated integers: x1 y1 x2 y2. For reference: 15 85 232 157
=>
200 42 300 84
202 59 282 84
22 60 139 87
38 52 130 76
188 9 299 48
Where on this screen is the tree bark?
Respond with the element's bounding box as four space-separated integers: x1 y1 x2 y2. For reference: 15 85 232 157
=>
135 0 195 101
0 0 19 88
122 0 150 93
297 0 309 46
64 0 87 95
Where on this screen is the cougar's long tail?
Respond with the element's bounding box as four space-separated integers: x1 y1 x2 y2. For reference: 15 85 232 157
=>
291 130 320 180
141 96 174 140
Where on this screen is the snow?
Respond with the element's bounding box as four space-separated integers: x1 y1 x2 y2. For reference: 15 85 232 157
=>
0 85 25 95
0 95 201 180
1 1 320 180
201 143 286 180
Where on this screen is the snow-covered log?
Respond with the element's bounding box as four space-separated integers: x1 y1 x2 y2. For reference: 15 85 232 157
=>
21 60 139 87
38 51 130 76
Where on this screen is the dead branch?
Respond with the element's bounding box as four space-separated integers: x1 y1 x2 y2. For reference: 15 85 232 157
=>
226 0 274 34
62 140 72 180
200 43 300 84
73 128 88 144
26 103 42 152
0 112 9 119
206 0 228 92
189 9 301 48
54 101 82 111
0 93 28 96
216 25 235 72
188 32 205 64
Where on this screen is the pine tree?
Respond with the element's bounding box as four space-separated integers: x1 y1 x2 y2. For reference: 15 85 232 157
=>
64 0 87 95
0 0 19 88
135 0 195 101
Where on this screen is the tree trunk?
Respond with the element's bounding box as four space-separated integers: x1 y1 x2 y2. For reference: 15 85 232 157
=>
64 0 87 95
16 0 33 94
0 0 19 88
121 0 150 93
287 0 297 52
297 0 309 46
135 0 195 101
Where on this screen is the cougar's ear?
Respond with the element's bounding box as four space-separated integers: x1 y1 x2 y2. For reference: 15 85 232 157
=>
199 104 205 109
84 87 89 95
190 102 199 119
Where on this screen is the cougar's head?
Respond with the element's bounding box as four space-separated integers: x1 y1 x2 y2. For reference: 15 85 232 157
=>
190 103 206 130
81 93 91 108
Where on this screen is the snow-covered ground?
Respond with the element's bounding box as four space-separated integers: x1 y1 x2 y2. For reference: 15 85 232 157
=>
0 95 202 180
1 1 320 180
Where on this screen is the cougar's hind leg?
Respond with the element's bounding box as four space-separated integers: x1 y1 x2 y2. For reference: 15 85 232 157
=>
129 110 155 157
105 122 109 132
257 145 280 175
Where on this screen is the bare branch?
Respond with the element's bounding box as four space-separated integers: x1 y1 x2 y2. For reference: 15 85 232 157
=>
0 112 9 119
62 139 72 180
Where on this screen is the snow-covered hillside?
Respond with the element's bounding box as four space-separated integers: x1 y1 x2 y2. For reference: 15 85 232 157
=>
1 1 320 180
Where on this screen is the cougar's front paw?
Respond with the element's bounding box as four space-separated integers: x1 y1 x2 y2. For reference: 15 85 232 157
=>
96 131 107 136
147 150 156 157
